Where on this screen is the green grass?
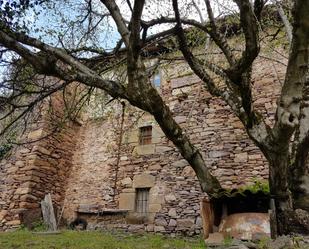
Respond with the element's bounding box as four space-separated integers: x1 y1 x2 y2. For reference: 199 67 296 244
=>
0 230 205 249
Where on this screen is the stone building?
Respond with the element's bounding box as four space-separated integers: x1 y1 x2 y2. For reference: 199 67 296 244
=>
0 39 286 235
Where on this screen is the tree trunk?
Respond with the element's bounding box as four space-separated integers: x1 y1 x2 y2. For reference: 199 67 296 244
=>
268 151 309 235
290 157 309 212
269 0 309 235
268 150 292 234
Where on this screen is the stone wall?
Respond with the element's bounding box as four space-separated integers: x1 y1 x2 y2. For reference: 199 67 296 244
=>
0 40 287 233
61 56 285 235
0 91 80 230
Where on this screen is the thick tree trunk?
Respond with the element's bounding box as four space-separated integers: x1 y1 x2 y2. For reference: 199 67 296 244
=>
268 150 292 234
290 158 309 212
268 151 309 235
268 0 309 235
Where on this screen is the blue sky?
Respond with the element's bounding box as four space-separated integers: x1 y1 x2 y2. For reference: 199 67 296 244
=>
0 0 238 81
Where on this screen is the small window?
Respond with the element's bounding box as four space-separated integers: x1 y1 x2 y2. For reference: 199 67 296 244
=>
135 188 150 214
152 71 161 88
139 126 152 145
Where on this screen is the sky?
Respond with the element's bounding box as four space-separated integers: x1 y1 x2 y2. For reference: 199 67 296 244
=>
12 0 237 50
0 0 237 81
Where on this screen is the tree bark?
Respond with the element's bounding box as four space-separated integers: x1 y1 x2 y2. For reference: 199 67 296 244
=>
269 0 309 234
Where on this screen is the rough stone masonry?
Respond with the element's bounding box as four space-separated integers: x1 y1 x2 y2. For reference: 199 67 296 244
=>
0 49 286 235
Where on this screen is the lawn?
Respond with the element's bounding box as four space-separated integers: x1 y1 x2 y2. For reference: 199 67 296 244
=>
0 230 205 249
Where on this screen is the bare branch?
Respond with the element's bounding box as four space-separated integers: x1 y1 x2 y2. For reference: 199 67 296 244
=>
226 0 260 83
172 0 221 97
204 0 236 65
100 0 130 46
275 0 292 44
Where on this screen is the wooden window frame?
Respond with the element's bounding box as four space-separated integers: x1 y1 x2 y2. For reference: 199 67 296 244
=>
139 126 152 145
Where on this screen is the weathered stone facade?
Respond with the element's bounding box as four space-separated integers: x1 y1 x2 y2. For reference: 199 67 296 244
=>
0 54 285 234
0 92 80 230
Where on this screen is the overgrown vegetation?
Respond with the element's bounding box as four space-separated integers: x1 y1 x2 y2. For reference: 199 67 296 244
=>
0 143 12 160
212 180 270 199
0 230 204 249
240 180 270 194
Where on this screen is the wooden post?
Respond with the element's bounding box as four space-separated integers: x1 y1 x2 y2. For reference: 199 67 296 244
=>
41 193 57 231
200 198 214 239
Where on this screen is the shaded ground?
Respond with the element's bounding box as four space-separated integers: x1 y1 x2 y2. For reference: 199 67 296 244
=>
0 230 204 249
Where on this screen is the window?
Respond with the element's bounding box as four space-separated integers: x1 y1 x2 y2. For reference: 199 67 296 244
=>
135 188 150 214
152 71 161 88
139 126 152 145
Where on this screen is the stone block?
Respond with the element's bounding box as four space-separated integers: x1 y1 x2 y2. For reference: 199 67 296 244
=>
122 188 135 193
32 146 51 155
209 151 230 158
168 219 177 227
165 194 176 202
146 224 154 232
128 224 145 233
149 194 164 205
15 187 31 195
119 192 135 210
174 116 187 124
195 217 202 227
168 208 177 218
152 127 165 144
27 129 43 140
138 115 154 127
248 154 262 160
154 225 165 232
182 166 196 177
121 177 133 188
149 204 161 213
133 173 155 188
126 130 139 144
155 146 173 153
171 74 199 89
177 218 195 228
155 218 167 226
15 161 25 167
148 164 162 171
172 86 192 96
147 212 156 223
134 144 155 155
171 159 187 168
234 152 248 163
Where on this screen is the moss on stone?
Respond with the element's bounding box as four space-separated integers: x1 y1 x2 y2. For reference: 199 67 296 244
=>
211 180 270 200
